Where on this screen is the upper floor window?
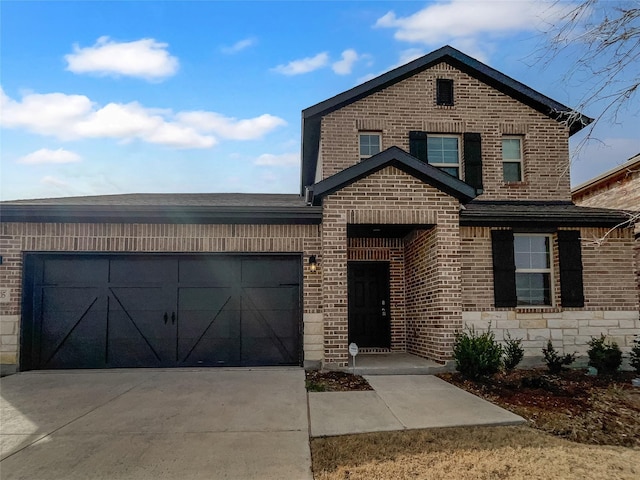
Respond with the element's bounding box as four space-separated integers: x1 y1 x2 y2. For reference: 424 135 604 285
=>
359 132 381 161
427 135 460 178
514 234 552 306
502 136 523 182
436 79 454 106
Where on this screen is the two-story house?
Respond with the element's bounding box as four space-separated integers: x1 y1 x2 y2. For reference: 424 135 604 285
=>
1 46 638 374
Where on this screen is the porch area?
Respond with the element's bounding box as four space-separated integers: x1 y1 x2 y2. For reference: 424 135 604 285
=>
337 352 453 376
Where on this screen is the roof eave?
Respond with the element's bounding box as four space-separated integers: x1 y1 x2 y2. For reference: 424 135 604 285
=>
0 205 323 225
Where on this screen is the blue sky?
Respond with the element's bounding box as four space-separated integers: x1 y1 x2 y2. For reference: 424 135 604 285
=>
1 0 638 201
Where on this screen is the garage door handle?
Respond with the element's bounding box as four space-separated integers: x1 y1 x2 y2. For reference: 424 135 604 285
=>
163 312 168 324
171 312 176 325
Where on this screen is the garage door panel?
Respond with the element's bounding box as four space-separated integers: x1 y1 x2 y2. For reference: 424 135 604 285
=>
243 287 300 312
40 290 107 369
42 258 108 285
106 310 168 366
109 287 176 365
178 309 241 366
241 258 299 286
178 258 238 285
110 258 178 284
242 289 299 366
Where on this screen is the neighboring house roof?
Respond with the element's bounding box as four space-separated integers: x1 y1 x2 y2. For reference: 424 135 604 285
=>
460 201 633 227
308 146 477 206
572 153 640 199
301 45 593 193
0 193 322 224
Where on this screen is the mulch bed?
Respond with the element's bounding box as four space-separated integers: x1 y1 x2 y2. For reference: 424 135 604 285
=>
438 368 640 447
305 369 373 392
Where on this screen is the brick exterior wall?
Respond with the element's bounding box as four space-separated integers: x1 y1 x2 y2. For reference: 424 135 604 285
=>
573 157 640 291
573 158 640 211
0 222 322 367
460 225 639 356
321 166 461 367
318 61 571 201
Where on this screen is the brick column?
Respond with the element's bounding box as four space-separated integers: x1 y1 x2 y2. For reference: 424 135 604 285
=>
321 210 349 367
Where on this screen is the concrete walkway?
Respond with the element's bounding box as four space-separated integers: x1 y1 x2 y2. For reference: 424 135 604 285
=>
309 375 524 437
1 369 525 479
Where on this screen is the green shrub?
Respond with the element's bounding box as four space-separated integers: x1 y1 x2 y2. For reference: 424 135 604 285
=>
587 334 622 375
542 340 576 374
503 331 524 371
453 324 503 380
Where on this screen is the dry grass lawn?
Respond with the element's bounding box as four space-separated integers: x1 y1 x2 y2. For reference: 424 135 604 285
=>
311 425 640 480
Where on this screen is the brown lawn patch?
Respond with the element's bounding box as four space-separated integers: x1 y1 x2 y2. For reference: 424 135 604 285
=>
311 425 640 480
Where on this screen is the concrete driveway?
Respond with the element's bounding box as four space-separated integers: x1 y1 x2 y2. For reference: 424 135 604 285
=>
0 369 312 480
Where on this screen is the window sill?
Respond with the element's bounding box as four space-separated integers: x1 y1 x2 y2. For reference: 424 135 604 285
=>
515 306 560 313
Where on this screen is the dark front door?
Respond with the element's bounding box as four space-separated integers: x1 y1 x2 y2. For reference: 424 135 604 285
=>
348 262 390 348
22 254 301 370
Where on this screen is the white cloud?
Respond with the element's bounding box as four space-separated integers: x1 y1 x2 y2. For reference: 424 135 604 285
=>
272 52 329 75
18 148 82 165
332 49 360 75
221 37 256 54
254 152 299 166
375 1 572 51
0 87 286 149
65 36 179 80
176 111 286 140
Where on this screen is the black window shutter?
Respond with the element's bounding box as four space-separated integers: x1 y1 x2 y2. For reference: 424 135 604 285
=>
558 230 585 307
491 230 517 308
409 131 428 162
464 133 483 192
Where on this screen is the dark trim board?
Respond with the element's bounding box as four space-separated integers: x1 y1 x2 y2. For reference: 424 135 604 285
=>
20 252 303 370
1 205 322 225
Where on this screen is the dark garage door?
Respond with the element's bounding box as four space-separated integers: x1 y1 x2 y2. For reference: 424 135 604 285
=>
21 254 301 370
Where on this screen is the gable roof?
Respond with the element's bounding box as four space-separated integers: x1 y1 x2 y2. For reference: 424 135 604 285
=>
301 45 593 192
308 146 476 206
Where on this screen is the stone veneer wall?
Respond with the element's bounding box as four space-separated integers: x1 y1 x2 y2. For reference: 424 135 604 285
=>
319 61 571 201
460 225 639 356
0 222 323 368
321 165 461 367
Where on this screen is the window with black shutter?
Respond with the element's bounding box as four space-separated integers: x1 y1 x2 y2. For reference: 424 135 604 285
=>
436 79 454 106
557 230 585 307
463 133 483 192
491 230 517 307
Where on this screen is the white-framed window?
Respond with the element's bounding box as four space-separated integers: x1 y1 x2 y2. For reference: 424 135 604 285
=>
359 132 381 161
427 134 460 178
502 136 523 182
514 234 552 306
